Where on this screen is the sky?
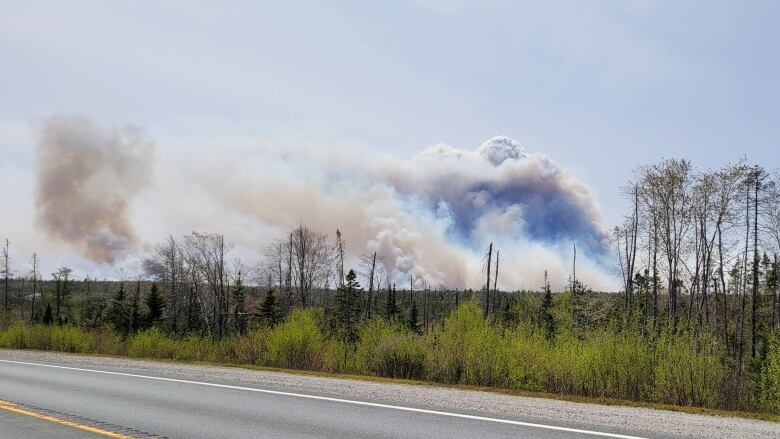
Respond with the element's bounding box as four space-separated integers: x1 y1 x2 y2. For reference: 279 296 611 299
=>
1 1 778 289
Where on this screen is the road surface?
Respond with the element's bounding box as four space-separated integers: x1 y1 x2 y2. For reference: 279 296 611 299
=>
0 350 777 438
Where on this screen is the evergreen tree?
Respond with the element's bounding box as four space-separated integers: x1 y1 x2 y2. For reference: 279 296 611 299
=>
109 283 128 335
233 274 247 334
145 284 166 328
42 303 53 325
408 297 420 334
541 271 556 341
385 284 397 320
128 281 141 334
259 289 281 326
501 301 513 325
334 269 362 342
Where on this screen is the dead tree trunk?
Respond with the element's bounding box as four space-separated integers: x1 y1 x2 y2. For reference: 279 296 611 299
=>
751 169 759 359
366 251 376 319
484 243 492 315
492 250 499 316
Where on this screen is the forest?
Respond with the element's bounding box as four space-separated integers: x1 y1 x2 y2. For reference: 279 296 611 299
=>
1 158 780 416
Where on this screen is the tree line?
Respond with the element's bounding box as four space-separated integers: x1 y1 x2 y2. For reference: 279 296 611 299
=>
613 159 779 373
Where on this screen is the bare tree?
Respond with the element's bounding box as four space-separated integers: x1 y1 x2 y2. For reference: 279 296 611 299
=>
483 242 493 315
145 236 185 332
183 232 233 338
641 159 693 328
2 239 10 311
361 251 377 319
290 225 331 308
492 249 499 315
30 252 39 323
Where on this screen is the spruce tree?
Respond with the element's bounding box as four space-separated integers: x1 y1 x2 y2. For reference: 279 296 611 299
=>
385 284 397 320
109 283 128 335
260 289 280 326
541 271 556 341
145 284 166 328
42 303 53 325
128 281 141 334
408 297 420 334
233 274 247 334
334 269 362 342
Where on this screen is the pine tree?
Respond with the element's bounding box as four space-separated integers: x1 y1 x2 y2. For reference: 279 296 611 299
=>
145 284 166 328
334 269 362 342
260 289 280 326
233 274 247 334
128 281 141 334
408 297 420 334
385 284 398 320
541 271 556 341
42 303 53 325
110 283 128 335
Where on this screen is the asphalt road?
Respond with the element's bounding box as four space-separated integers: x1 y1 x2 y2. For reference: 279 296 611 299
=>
0 409 103 438
0 351 777 439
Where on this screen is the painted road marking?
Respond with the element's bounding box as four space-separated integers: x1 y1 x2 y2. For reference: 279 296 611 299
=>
0 359 647 439
0 399 133 438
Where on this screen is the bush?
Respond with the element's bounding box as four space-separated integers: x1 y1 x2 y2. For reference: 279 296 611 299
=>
267 308 324 370
89 325 123 355
229 328 271 365
506 325 550 392
0 323 27 349
173 335 213 362
652 330 724 408
323 339 355 373
354 318 426 379
0 324 93 353
126 328 177 359
426 300 486 383
758 332 780 411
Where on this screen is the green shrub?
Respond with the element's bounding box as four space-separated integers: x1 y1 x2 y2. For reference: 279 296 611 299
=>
0 322 27 349
229 328 271 365
323 339 355 373
758 332 780 411
353 318 426 379
126 328 177 359
174 335 213 362
426 300 486 383
89 325 123 355
506 325 550 392
652 330 724 407
267 308 324 370
1 324 95 353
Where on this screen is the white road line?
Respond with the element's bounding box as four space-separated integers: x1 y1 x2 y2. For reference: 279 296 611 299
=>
0 358 647 439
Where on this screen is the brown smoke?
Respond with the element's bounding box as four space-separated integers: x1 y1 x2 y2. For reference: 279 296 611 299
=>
35 116 154 264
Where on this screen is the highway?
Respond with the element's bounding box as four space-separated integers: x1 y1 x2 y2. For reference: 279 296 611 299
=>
1 350 777 438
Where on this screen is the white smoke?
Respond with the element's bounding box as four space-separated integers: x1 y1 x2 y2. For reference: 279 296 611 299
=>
33 117 613 290
170 135 613 290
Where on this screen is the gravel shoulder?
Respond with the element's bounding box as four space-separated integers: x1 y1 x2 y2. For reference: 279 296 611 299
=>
1 348 778 439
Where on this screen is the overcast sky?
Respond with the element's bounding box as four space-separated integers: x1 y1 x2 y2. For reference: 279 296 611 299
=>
1 1 778 285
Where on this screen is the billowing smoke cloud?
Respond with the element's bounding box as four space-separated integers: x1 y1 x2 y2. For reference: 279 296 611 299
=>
180 135 612 290
385 136 610 258
31 116 611 289
35 116 154 264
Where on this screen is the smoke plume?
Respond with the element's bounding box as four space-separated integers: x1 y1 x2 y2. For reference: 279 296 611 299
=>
188 135 612 289
31 115 612 289
35 116 154 264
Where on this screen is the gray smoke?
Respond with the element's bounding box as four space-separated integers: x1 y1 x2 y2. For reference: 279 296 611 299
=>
185 135 613 289
35 116 154 264
385 136 610 258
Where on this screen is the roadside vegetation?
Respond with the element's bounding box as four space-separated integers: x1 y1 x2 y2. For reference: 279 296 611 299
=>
2 158 780 417
2 298 779 415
